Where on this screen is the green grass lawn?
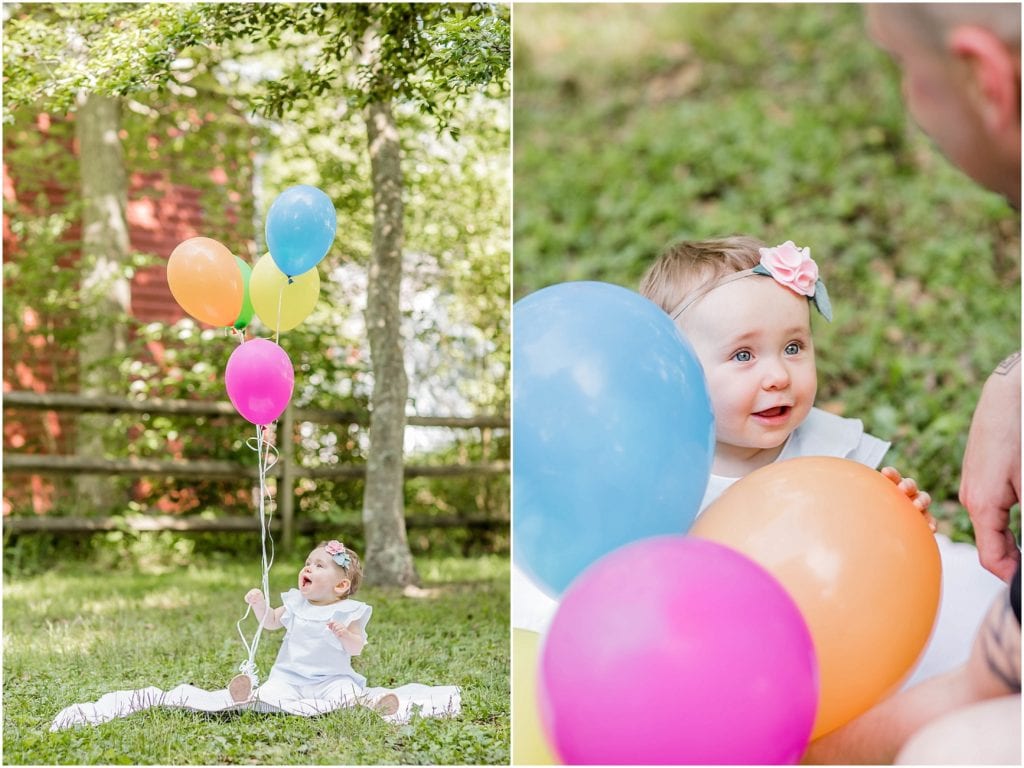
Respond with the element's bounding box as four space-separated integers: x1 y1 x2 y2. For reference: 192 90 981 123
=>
3 553 509 765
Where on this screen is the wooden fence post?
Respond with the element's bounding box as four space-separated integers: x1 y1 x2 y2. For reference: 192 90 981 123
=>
280 404 296 552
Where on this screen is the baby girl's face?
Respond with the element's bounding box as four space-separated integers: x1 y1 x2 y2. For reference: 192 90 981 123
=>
298 547 350 605
679 277 817 475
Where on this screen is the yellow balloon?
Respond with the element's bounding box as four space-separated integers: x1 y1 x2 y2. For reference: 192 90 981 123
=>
250 252 320 332
513 628 559 765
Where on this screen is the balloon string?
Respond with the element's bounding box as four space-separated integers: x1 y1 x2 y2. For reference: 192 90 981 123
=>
236 424 280 680
274 282 285 347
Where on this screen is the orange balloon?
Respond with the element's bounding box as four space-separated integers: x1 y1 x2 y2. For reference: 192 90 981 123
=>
690 457 940 739
167 237 243 326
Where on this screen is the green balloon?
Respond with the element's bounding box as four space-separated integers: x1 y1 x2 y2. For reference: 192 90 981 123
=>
233 257 255 330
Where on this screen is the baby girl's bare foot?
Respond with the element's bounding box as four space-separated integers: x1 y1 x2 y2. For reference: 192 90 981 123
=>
373 692 399 716
228 673 253 703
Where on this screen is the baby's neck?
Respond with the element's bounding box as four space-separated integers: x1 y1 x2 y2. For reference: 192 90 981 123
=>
307 595 347 606
712 442 785 478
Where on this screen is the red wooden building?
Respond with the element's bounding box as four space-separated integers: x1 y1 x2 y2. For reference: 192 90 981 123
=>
3 109 256 516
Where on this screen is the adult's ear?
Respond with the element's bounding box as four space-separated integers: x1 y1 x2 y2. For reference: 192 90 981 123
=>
949 25 1020 135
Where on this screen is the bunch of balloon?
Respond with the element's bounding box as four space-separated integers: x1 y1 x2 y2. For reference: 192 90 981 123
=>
691 457 942 741
165 184 337 425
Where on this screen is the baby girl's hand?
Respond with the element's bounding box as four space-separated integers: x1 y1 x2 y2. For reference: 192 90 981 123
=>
881 466 937 532
327 620 352 639
244 588 266 607
327 619 367 655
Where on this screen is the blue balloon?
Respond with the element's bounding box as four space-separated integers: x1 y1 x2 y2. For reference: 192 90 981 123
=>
265 185 337 277
513 281 714 595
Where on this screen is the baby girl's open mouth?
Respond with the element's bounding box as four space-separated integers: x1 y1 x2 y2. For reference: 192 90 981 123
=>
301 575 312 587
753 405 790 420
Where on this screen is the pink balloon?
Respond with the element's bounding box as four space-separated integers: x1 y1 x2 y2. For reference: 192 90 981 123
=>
539 536 818 765
224 338 294 426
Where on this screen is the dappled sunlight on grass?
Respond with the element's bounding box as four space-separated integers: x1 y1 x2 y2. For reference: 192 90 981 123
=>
140 589 191 611
78 595 135 617
38 630 98 657
41 615 95 653
418 554 509 584
2 593 54 622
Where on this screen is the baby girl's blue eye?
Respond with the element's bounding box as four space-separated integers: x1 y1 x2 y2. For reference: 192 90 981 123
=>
784 342 801 355
733 350 752 362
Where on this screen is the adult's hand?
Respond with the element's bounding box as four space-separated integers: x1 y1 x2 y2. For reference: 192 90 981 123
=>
960 353 1022 582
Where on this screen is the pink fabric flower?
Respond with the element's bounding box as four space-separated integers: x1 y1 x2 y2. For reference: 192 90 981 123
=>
325 540 345 556
758 241 819 297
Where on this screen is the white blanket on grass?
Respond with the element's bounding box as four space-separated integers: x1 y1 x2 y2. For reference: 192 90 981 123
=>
50 682 461 731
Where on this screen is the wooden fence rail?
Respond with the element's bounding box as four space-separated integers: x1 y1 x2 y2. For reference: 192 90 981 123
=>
3 391 510 549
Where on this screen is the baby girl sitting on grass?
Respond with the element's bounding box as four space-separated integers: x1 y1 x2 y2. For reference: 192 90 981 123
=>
50 539 460 730
238 539 398 716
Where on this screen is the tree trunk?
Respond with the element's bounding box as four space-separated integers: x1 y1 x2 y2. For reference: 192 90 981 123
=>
362 97 418 587
75 93 131 514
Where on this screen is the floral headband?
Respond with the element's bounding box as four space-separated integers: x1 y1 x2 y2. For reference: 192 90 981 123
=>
324 540 352 569
669 241 832 322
